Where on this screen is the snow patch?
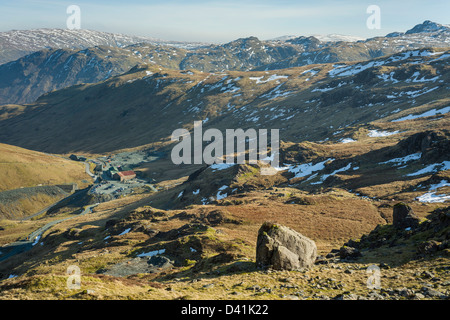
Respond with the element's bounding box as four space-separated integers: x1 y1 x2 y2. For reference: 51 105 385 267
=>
368 130 400 137
249 74 288 84
406 161 450 177
210 163 236 171
137 249 166 258
392 106 450 122
428 180 450 191
317 163 353 183
288 158 334 179
118 228 131 236
340 138 357 144
329 50 439 78
379 153 422 165
416 178 450 203
417 193 450 203
216 185 228 200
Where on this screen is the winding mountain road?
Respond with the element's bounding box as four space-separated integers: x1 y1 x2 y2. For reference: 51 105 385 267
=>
0 204 98 263
84 161 97 180
20 200 64 222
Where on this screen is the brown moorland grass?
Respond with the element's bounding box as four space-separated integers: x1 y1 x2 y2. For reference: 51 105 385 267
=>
0 188 448 300
0 143 90 192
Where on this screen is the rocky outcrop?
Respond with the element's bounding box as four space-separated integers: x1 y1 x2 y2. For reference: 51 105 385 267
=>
322 205 450 264
396 131 450 163
339 246 362 260
393 203 420 229
101 255 174 277
256 222 317 270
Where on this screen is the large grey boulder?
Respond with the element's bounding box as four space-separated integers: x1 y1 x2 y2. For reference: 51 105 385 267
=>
393 203 420 229
256 222 317 270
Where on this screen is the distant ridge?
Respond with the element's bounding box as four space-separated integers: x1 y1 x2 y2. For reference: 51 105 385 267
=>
0 28 208 64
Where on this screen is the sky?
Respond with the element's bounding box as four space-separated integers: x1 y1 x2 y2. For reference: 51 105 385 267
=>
0 0 449 43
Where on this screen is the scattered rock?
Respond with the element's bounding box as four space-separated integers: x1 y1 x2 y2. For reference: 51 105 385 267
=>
339 246 362 260
279 277 293 283
399 288 415 298
175 209 241 227
315 255 328 265
326 252 338 259
293 291 305 297
246 285 261 292
148 255 174 269
421 282 434 288
256 222 317 270
334 293 362 300
417 240 440 255
414 293 425 299
101 255 173 277
280 283 298 289
423 287 445 298
260 287 272 294
421 271 435 279
85 289 95 295
367 291 384 300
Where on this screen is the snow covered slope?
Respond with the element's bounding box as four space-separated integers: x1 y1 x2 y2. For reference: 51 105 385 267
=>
0 28 206 65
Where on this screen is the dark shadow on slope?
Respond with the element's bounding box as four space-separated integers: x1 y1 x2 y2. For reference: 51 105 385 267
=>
153 253 257 283
321 206 450 268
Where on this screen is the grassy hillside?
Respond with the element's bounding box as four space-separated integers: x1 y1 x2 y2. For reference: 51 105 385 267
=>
0 186 68 220
0 184 447 299
0 143 90 192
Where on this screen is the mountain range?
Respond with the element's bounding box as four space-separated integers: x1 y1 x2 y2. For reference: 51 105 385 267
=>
0 46 448 154
0 20 449 105
0 28 206 65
